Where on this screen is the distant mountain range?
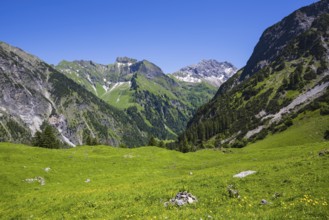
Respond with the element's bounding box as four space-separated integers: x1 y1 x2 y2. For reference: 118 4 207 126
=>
55 57 236 142
0 42 236 147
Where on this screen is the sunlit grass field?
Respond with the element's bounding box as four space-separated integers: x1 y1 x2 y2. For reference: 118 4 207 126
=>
0 111 328 219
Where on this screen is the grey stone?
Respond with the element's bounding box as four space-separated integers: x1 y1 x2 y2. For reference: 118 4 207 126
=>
233 170 257 178
176 199 185 206
319 149 329 156
165 191 198 207
227 185 240 198
25 176 45 186
261 199 268 205
273 192 281 199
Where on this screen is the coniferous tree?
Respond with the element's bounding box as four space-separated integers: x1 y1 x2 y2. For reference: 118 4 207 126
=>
179 135 189 153
148 136 157 146
158 140 165 148
32 124 61 149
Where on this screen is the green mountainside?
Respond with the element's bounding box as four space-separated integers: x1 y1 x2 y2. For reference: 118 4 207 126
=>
0 43 146 147
56 58 218 140
180 0 329 151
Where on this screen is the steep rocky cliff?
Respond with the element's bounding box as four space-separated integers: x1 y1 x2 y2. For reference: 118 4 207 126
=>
0 42 146 147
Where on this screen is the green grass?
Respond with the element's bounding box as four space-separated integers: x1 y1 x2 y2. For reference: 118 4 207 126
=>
95 83 106 97
250 110 329 150
101 82 135 109
136 75 177 100
1 115 329 219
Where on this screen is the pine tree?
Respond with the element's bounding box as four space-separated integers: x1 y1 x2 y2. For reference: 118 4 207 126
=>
32 124 60 149
158 140 165 148
32 131 43 147
148 136 157 146
43 125 58 148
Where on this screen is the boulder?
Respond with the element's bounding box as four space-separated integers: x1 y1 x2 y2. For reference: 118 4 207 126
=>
227 184 240 198
233 170 257 178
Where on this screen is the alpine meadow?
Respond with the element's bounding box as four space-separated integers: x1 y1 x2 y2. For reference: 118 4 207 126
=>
1 0 329 219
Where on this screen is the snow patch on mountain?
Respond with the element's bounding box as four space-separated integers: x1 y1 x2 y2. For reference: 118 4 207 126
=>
107 82 130 93
86 74 92 84
92 84 97 94
102 85 109 92
174 73 202 83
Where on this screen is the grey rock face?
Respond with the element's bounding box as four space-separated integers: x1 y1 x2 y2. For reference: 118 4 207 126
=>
241 0 329 80
116 57 137 64
172 59 237 87
0 42 145 147
0 42 54 136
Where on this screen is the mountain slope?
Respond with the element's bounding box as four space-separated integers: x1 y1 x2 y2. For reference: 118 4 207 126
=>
0 42 146 147
180 0 329 151
240 0 329 81
56 58 227 140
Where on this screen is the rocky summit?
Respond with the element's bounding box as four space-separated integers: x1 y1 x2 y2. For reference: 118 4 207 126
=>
171 59 237 87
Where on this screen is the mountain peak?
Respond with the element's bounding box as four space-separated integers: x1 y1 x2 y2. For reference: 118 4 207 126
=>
240 0 329 80
172 59 237 87
130 60 165 79
115 57 137 64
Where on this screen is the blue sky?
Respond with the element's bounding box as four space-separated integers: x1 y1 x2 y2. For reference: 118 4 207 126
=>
1 0 318 73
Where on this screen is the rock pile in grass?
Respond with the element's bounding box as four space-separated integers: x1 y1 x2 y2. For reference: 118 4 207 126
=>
164 191 198 207
25 176 45 186
318 149 329 156
227 185 240 198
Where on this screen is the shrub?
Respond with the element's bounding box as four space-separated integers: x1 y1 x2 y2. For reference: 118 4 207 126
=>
320 104 329 115
324 130 329 140
232 139 247 148
284 117 293 127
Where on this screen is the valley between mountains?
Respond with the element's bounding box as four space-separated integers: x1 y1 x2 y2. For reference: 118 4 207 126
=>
0 0 329 219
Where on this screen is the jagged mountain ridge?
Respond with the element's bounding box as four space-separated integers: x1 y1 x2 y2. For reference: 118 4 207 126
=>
0 42 147 147
171 59 237 87
180 0 329 151
56 57 231 140
241 0 329 81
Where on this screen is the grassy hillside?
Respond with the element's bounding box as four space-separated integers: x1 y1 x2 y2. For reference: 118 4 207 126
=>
181 8 329 150
56 60 218 141
1 115 329 219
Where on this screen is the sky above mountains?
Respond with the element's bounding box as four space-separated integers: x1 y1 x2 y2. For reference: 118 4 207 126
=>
1 0 318 73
